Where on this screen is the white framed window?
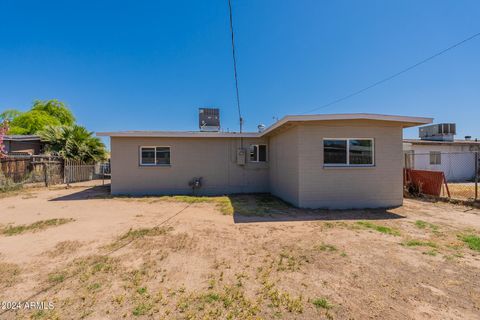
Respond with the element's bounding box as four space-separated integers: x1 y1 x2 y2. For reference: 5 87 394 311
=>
250 144 267 162
323 138 374 166
140 146 171 166
429 151 441 165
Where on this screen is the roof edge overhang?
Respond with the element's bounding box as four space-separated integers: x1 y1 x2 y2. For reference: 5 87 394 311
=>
97 113 433 138
3 135 42 141
260 113 432 136
96 131 261 138
404 139 480 145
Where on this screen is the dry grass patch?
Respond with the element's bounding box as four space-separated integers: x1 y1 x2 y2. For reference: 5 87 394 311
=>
314 243 338 252
106 226 172 251
0 218 74 236
0 262 21 288
229 194 292 216
404 240 438 248
47 240 83 258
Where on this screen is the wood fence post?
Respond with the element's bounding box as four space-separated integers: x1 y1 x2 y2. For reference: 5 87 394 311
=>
43 162 48 187
475 151 478 201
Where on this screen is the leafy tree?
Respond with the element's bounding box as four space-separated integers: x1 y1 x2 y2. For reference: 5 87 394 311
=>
31 99 75 126
8 110 61 135
4 99 75 135
39 125 107 163
0 109 22 122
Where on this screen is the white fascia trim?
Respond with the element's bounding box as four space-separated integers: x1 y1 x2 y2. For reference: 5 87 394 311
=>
97 114 433 138
260 113 433 136
97 131 261 138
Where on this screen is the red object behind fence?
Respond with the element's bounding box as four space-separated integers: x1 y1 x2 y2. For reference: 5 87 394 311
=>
404 169 450 197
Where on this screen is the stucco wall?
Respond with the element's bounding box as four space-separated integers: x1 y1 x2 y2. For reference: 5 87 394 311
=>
296 120 404 209
110 137 269 195
268 126 299 206
110 120 407 209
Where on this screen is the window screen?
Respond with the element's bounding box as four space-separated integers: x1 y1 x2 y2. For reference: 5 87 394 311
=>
429 151 441 165
249 144 267 162
324 139 374 166
141 147 155 165
349 139 373 165
323 140 347 164
140 147 171 165
249 145 258 162
258 145 267 162
156 147 171 165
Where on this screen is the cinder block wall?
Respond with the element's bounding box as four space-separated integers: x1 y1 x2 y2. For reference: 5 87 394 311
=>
110 137 269 195
268 126 300 206
296 120 403 209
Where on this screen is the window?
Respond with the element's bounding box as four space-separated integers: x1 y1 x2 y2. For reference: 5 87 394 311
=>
429 151 441 165
323 139 374 166
140 146 171 165
250 144 267 162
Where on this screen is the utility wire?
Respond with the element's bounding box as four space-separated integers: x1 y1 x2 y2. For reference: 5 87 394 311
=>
227 0 243 132
302 31 480 114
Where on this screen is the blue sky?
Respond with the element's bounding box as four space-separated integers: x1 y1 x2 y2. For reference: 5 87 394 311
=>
1 0 479 145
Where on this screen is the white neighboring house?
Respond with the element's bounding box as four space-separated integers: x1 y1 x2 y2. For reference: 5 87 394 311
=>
404 125 480 182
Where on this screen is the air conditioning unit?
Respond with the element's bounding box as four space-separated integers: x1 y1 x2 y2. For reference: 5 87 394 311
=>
199 108 220 132
419 123 456 141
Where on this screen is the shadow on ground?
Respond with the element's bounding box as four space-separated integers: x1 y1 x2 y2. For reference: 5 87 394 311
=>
49 185 112 201
232 208 405 223
229 194 405 223
49 187 405 222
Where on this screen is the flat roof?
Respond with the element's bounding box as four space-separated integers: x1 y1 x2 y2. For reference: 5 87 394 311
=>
404 139 480 145
4 135 41 141
97 113 433 138
96 131 260 138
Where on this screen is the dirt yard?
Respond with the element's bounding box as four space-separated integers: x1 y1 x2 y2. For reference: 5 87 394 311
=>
444 182 478 201
1 182 480 320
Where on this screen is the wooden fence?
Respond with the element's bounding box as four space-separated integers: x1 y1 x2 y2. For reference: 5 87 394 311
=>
64 159 95 184
1 156 103 187
0 156 63 186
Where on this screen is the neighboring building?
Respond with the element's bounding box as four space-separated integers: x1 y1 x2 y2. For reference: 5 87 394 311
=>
3 135 44 156
98 113 431 209
404 123 480 182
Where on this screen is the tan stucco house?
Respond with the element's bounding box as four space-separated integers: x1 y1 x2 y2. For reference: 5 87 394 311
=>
98 113 431 209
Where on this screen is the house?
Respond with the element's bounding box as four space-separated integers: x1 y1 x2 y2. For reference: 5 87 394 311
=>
3 135 45 156
403 123 480 181
98 113 431 209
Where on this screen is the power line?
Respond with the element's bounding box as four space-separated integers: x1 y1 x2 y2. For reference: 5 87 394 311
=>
227 0 243 132
302 31 480 114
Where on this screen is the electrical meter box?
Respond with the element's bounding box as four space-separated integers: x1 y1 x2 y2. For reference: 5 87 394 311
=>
236 148 246 165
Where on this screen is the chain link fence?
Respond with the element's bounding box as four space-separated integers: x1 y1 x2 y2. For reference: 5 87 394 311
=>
404 151 479 201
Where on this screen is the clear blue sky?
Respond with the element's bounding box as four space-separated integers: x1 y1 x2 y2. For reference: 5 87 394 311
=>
1 0 479 146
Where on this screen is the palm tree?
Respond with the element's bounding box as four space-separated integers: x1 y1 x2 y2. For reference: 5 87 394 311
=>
39 125 107 163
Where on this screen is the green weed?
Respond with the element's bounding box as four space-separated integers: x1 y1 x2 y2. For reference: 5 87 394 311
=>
404 240 437 248
356 221 400 236
312 298 332 309
0 218 75 236
458 234 480 251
